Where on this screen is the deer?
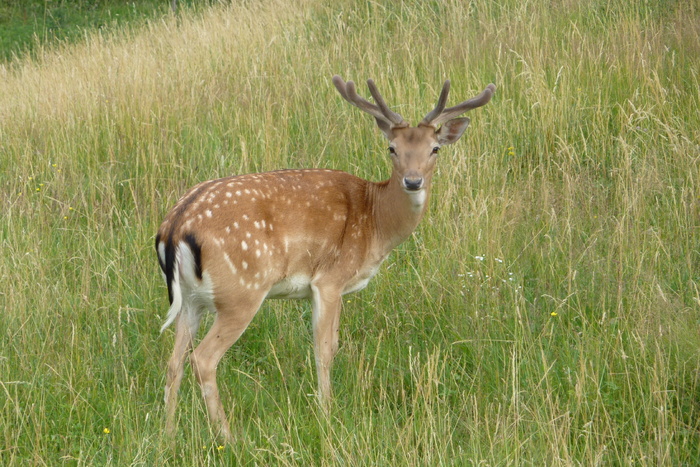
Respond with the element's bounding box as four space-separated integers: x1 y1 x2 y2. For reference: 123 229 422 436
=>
155 75 496 441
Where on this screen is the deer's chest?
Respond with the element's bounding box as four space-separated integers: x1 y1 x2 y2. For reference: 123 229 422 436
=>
341 254 389 295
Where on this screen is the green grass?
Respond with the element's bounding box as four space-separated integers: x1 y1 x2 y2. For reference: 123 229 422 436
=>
0 0 179 62
1 0 699 464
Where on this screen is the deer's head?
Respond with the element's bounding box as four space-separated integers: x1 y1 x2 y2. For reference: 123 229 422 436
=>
332 76 496 196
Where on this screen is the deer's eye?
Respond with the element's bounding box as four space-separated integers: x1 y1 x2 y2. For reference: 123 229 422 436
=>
432 146 440 155
388 147 396 155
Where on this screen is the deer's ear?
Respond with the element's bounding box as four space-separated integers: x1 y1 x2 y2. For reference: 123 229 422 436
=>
437 118 470 145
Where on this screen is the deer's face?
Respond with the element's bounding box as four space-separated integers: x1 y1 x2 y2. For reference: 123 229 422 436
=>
387 117 472 194
388 125 440 193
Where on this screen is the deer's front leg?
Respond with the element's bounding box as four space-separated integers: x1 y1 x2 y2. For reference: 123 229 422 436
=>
310 282 342 408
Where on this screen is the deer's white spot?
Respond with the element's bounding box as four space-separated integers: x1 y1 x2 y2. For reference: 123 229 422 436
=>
223 253 237 275
241 240 248 251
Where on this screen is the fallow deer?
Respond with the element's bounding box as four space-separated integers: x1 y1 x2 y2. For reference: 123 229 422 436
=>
156 75 495 441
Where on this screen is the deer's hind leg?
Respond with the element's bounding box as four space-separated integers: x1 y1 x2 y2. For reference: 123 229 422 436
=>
165 305 204 437
189 290 266 443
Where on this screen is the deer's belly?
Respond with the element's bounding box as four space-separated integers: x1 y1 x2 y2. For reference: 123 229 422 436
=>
264 254 387 299
266 274 313 299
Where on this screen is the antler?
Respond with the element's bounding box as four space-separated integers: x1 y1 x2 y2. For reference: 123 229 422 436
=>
332 75 407 128
421 82 496 126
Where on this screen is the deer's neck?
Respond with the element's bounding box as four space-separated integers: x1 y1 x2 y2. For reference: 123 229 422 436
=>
369 173 431 254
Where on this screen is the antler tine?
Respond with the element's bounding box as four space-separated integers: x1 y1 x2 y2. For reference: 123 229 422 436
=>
333 75 406 128
333 75 389 124
366 79 405 126
420 80 451 126
429 83 496 126
332 75 350 100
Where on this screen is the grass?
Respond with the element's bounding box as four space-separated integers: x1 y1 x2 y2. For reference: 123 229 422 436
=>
1 0 699 464
0 0 178 62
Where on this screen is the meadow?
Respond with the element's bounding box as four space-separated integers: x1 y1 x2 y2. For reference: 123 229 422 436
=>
0 0 171 62
1 0 699 464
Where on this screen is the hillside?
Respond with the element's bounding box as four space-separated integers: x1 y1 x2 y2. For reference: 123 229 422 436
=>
1 0 698 464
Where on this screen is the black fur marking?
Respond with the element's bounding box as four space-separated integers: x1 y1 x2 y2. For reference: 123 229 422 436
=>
155 232 174 304
155 233 166 274
164 237 176 305
183 232 203 281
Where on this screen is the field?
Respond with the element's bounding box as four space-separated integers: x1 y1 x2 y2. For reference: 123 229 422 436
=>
0 0 172 62
1 0 699 464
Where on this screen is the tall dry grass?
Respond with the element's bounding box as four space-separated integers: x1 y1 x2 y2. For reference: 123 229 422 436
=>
1 0 698 464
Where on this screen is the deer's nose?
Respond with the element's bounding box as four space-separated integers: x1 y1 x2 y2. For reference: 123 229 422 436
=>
403 176 423 191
